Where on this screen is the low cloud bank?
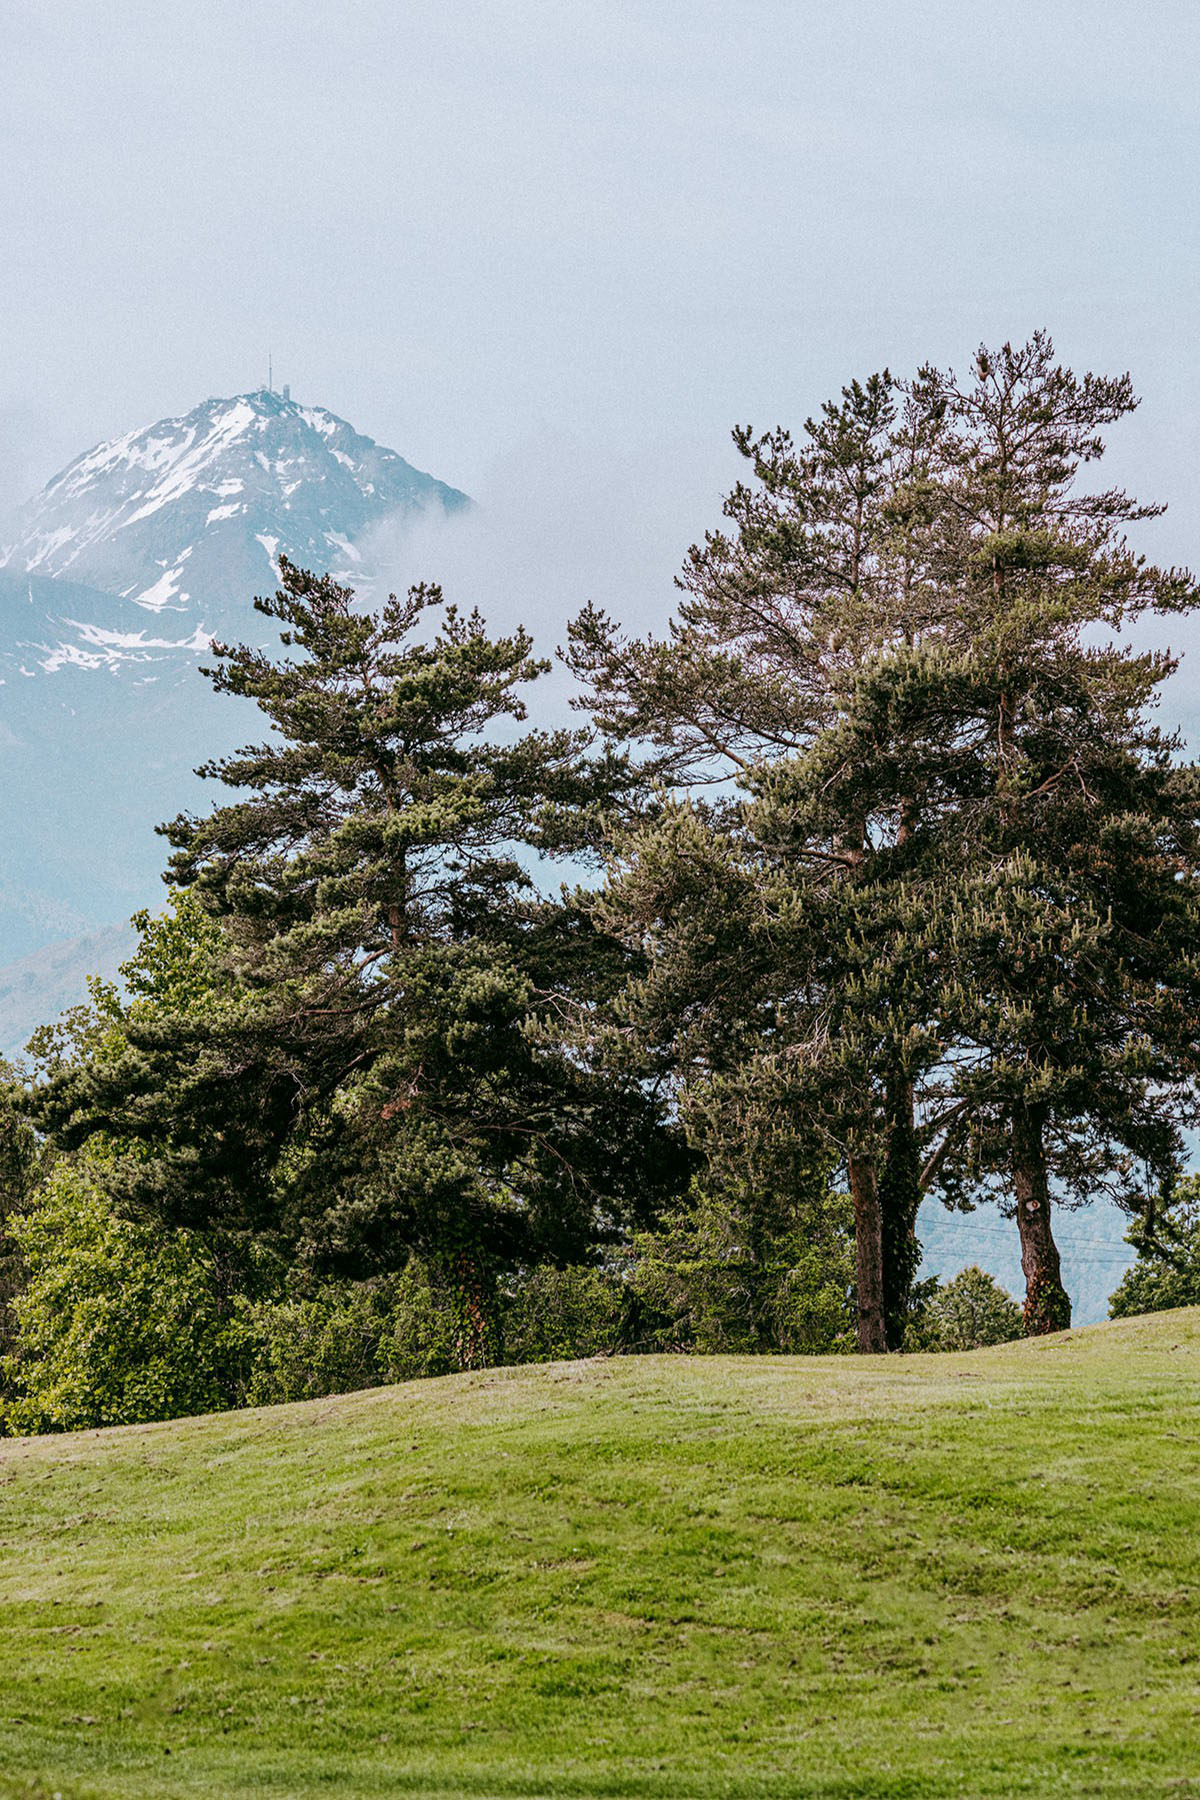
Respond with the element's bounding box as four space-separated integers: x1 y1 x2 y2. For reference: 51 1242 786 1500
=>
358 429 738 720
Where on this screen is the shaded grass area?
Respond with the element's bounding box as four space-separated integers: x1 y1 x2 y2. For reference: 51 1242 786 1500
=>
0 1313 1198 1797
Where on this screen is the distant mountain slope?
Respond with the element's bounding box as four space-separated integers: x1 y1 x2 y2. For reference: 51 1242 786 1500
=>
0 615 241 960
917 1196 1135 1327
0 567 209 687
0 389 468 655
0 920 136 1061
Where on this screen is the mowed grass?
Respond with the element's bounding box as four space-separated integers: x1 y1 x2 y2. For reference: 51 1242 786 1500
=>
0 1316 1199 1798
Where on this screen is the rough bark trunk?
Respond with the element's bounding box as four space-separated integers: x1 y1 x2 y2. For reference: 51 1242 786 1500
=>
1011 1104 1071 1335
848 1153 888 1353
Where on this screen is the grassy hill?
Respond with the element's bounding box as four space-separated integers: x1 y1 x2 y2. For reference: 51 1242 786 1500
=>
1 1314 1198 1798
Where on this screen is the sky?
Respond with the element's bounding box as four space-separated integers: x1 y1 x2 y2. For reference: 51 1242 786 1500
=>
3 0 1200 679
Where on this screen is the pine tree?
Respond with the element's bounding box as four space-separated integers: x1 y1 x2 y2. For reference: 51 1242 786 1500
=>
33 563 686 1333
567 376 964 1350
570 335 1200 1342
813 336 1200 1330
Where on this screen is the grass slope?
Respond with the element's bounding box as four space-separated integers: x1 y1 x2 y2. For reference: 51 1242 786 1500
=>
1 1314 1198 1799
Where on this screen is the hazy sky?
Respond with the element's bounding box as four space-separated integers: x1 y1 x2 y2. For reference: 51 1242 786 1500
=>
3 0 1199 658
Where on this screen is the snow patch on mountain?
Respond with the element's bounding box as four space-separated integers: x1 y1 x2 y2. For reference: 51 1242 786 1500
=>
0 392 471 975
39 619 212 675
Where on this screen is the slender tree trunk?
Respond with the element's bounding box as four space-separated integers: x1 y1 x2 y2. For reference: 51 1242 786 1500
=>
848 1153 888 1353
1011 1104 1071 1335
879 1077 922 1350
881 783 921 1349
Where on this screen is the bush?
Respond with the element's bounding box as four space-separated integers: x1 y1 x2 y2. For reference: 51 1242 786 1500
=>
2 1160 264 1433
907 1266 1023 1352
0 1065 44 1361
2 1196 640 1428
1 1158 475 1426
1110 1177 1200 1319
501 1265 625 1363
629 1184 855 1354
249 1261 639 1403
0 1151 859 1432
246 1265 463 1406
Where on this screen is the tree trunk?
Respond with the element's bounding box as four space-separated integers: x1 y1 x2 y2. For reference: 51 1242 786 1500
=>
848 1153 888 1353
879 1078 922 1351
453 1251 497 1370
1011 1104 1071 1335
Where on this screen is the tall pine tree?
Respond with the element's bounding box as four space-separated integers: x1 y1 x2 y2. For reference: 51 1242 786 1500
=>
570 335 1200 1342
33 563 686 1344
568 376 964 1350
814 336 1200 1329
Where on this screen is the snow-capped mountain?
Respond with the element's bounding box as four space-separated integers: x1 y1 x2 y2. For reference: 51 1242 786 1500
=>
0 390 470 968
0 388 468 673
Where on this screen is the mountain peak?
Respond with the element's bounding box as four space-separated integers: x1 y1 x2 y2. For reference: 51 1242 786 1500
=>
0 391 468 628
0 392 467 976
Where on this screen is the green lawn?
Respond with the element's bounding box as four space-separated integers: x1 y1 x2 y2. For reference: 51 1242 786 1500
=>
1 1313 1198 1798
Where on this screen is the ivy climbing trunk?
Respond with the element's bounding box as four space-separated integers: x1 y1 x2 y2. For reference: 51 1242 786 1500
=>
848 1153 888 1353
448 1251 498 1370
879 1077 922 1351
1011 1103 1071 1336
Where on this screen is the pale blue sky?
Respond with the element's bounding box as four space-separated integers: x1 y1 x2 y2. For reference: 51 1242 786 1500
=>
3 0 1199 658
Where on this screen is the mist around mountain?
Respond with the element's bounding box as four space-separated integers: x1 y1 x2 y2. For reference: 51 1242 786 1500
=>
0 388 468 648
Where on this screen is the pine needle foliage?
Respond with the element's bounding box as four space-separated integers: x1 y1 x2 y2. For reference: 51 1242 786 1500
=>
31 563 687 1323
568 334 1200 1344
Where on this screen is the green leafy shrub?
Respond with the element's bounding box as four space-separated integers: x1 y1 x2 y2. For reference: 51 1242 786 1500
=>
1110 1177 1200 1318
771 1227 859 1354
907 1266 1023 1352
2 1160 264 1434
629 1184 855 1354
0 1064 45 1360
0 1129 858 1433
246 1265 463 1406
250 1263 632 1401
500 1265 625 1363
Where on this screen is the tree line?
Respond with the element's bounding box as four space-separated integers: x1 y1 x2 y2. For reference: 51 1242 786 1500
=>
3 331 1200 1423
